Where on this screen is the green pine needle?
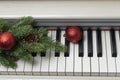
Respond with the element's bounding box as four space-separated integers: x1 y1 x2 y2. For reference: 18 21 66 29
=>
33 27 48 38
8 25 33 39
0 55 17 69
10 45 32 62
0 18 9 31
0 16 66 69
12 16 34 27
23 42 46 53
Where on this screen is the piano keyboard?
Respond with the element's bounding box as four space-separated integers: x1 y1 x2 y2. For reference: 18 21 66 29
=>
0 27 120 77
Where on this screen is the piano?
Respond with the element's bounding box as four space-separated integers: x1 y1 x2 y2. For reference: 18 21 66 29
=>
0 0 120 79
0 18 119 76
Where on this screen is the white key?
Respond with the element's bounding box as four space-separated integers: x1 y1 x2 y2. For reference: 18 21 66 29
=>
99 31 108 76
15 60 25 75
8 66 16 75
49 30 58 76
0 66 8 75
32 54 41 75
91 31 99 76
105 31 116 76
74 43 82 76
40 31 51 76
24 58 33 75
65 42 74 76
83 31 90 76
115 31 120 76
57 31 65 76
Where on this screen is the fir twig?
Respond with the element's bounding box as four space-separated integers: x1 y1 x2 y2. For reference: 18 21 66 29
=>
0 16 66 69
10 45 32 61
8 25 33 39
0 55 17 69
33 27 48 38
12 16 34 27
0 18 9 31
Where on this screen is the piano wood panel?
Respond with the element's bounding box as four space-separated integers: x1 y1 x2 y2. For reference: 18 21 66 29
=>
0 76 119 80
0 1 119 19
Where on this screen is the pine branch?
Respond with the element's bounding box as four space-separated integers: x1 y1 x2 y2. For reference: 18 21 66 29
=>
22 53 32 62
20 41 48 53
22 36 66 53
40 36 66 52
33 27 48 38
8 25 33 39
0 55 17 69
11 46 32 62
53 41 66 52
0 18 10 31
6 57 17 69
0 17 66 68
4 42 33 62
23 42 46 53
12 16 34 27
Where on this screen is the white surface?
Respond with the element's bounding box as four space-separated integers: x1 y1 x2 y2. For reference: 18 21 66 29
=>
105 31 116 76
0 1 119 19
49 31 58 76
57 31 65 76
0 75 120 80
15 60 25 75
0 65 8 75
32 54 41 75
74 43 82 76
24 59 33 75
115 31 120 76
83 31 90 76
8 65 16 75
91 31 99 76
99 31 107 76
65 42 74 75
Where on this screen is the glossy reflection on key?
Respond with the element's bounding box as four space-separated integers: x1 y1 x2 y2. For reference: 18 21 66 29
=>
110 28 117 57
88 28 93 57
96 28 102 57
55 28 61 57
79 28 84 57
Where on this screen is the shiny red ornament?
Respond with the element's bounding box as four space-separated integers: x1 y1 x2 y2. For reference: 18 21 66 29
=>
66 26 82 43
0 32 15 50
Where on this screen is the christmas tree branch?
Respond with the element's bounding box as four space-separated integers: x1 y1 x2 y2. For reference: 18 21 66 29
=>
8 25 33 39
0 17 66 69
12 16 34 27
0 54 17 69
33 27 48 38
0 18 10 32
10 45 32 62
40 36 66 52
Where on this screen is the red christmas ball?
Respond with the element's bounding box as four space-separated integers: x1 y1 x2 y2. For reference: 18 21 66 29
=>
66 26 82 43
0 32 15 50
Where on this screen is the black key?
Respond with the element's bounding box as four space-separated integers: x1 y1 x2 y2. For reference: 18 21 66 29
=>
64 39 70 57
31 52 37 57
55 28 61 57
110 29 117 57
88 28 93 57
96 29 102 57
79 28 84 57
40 52 46 57
40 32 47 57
